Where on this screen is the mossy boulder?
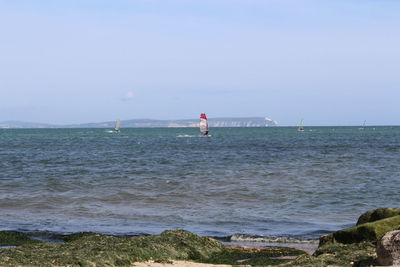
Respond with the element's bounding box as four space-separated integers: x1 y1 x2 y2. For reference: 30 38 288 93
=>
320 215 400 246
283 242 376 267
356 208 400 225
284 209 400 267
0 231 41 246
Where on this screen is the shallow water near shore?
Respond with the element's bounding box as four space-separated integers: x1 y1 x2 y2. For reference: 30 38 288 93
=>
0 127 399 241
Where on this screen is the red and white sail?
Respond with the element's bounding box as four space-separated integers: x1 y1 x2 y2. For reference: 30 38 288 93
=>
199 113 209 135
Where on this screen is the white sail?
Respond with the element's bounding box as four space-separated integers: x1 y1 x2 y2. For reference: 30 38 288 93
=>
199 113 209 135
297 119 304 132
115 119 121 132
359 120 367 130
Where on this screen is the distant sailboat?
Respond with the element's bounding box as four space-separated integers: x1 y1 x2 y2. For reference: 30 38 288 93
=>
359 120 366 130
115 119 121 133
199 113 209 136
297 119 305 132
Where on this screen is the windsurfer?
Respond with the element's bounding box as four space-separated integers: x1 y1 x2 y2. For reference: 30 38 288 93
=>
200 113 209 136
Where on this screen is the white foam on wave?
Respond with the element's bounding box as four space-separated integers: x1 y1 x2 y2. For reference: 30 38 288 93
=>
176 134 212 138
230 234 318 244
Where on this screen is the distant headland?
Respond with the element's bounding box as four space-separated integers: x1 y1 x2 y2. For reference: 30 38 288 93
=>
0 117 278 129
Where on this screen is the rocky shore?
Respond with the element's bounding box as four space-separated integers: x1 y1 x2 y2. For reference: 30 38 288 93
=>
1 208 400 266
285 208 400 266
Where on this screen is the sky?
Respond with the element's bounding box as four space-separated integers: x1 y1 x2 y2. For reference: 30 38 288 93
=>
0 0 399 126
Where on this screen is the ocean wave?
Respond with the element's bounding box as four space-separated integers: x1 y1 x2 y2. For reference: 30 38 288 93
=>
176 133 212 138
227 234 319 244
176 134 206 138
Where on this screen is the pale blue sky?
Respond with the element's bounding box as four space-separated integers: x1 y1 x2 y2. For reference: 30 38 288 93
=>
1 0 399 125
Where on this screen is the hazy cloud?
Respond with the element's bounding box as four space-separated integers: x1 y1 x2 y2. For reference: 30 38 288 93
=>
121 91 134 101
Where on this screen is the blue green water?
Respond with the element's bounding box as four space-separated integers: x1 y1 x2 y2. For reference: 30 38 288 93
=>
0 127 399 240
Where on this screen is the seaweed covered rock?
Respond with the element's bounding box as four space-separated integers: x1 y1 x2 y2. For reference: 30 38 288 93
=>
320 215 400 246
0 231 41 246
152 229 226 260
283 209 400 267
377 230 400 266
0 230 225 266
283 242 376 267
357 208 400 225
0 229 305 266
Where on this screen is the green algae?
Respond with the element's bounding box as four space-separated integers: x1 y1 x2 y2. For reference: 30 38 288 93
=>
356 208 400 225
282 242 376 267
0 229 305 267
320 215 400 246
204 246 305 266
6 208 400 267
0 231 41 246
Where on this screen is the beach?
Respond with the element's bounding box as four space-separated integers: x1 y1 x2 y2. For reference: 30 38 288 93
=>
1 209 400 266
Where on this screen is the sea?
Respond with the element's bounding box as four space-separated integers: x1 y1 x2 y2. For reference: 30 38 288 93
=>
0 127 399 244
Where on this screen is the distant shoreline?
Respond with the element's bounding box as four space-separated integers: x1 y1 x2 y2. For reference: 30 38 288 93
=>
0 117 278 128
6 118 398 129
0 124 398 129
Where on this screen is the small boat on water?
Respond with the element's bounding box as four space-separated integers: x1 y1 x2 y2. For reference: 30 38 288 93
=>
199 113 209 136
297 119 304 132
114 119 121 133
359 120 366 130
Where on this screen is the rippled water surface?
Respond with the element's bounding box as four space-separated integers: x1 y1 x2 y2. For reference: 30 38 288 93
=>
0 127 399 239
